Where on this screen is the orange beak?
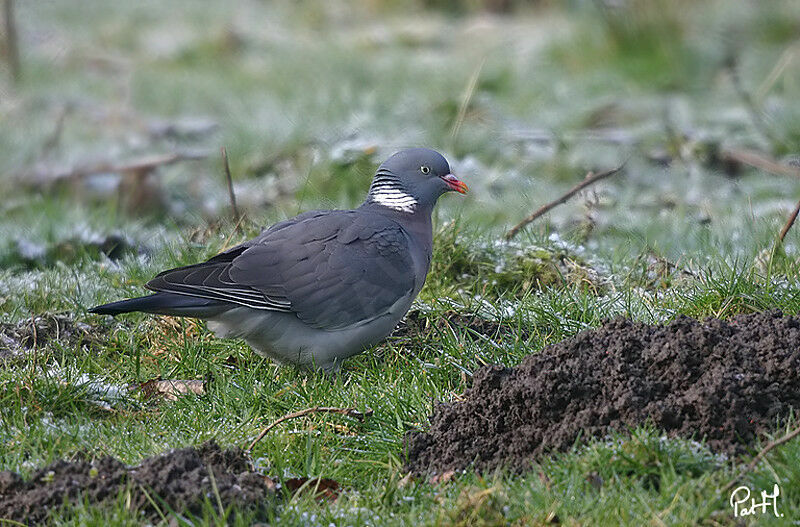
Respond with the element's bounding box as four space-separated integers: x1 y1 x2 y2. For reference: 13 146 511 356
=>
441 174 468 194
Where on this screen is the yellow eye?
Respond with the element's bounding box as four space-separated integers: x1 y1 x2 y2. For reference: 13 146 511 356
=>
420 166 430 175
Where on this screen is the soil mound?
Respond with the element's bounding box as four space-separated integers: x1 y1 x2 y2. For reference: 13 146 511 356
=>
0 442 274 524
404 310 800 475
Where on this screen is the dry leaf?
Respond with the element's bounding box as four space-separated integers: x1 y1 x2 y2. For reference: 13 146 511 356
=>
134 379 205 401
284 477 340 502
430 470 455 485
397 473 414 488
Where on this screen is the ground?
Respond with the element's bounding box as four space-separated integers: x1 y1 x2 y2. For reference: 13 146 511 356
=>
1 0 800 525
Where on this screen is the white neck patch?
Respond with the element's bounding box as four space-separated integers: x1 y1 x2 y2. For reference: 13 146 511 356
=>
370 187 417 213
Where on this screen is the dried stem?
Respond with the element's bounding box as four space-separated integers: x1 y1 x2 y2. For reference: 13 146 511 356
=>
720 423 800 495
778 199 800 244
727 51 785 151
722 149 800 252
450 58 484 143
648 249 697 278
721 149 800 179
246 406 373 452
2 0 20 83
505 165 624 241
19 151 207 186
221 146 240 225
40 105 70 158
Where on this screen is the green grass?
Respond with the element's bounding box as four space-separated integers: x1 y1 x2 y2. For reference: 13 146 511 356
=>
2 0 800 524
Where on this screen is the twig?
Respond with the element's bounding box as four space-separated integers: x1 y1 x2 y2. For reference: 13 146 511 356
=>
450 58 484 143
18 151 208 186
246 406 373 452
778 199 800 244
2 0 20 83
39 104 70 158
721 148 800 179
29 316 37 375
648 249 697 278
219 214 248 252
756 43 799 103
727 51 785 151
505 165 624 240
720 423 800 495
220 146 240 225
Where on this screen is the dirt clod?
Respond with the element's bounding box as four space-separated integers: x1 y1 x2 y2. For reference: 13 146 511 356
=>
404 310 800 475
0 442 274 524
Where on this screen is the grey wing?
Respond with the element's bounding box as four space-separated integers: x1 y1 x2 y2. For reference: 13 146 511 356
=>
231 211 417 329
146 211 417 330
144 210 328 311
144 244 292 311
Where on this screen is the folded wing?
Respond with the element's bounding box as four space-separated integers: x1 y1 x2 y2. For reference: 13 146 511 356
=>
145 211 416 329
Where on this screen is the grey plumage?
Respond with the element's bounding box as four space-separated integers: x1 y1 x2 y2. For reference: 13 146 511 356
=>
91 148 467 372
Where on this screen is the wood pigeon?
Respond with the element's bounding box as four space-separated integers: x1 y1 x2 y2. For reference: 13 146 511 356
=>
91 148 468 372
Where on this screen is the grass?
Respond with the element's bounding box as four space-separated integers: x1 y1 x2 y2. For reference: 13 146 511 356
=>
2 0 800 524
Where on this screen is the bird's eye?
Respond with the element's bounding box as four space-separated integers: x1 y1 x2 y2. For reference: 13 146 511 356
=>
420 165 430 175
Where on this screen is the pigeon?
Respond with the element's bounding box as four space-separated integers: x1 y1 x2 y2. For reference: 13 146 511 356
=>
90 148 468 372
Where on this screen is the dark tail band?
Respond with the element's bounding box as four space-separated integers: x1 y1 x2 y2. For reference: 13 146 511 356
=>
90 293 230 318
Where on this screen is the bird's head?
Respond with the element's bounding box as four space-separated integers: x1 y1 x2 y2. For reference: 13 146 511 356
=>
366 148 467 213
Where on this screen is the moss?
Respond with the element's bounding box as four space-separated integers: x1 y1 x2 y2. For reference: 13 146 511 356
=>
430 223 607 299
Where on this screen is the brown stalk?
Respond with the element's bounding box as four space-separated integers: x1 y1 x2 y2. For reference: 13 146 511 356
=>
246 406 373 452
727 52 783 150
505 165 624 241
720 423 800 495
648 249 697 279
40 105 70 158
721 149 800 179
20 151 207 186
450 58 484 143
778 199 800 244
221 146 241 225
2 0 20 83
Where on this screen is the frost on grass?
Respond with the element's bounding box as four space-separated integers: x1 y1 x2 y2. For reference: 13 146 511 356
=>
0 314 107 360
1 232 143 271
430 225 610 299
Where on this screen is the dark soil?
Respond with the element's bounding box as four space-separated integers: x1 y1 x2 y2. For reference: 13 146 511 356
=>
404 310 800 475
0 442 275 524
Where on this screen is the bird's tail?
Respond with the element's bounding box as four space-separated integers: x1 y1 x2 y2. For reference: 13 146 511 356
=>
90 293 231 318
